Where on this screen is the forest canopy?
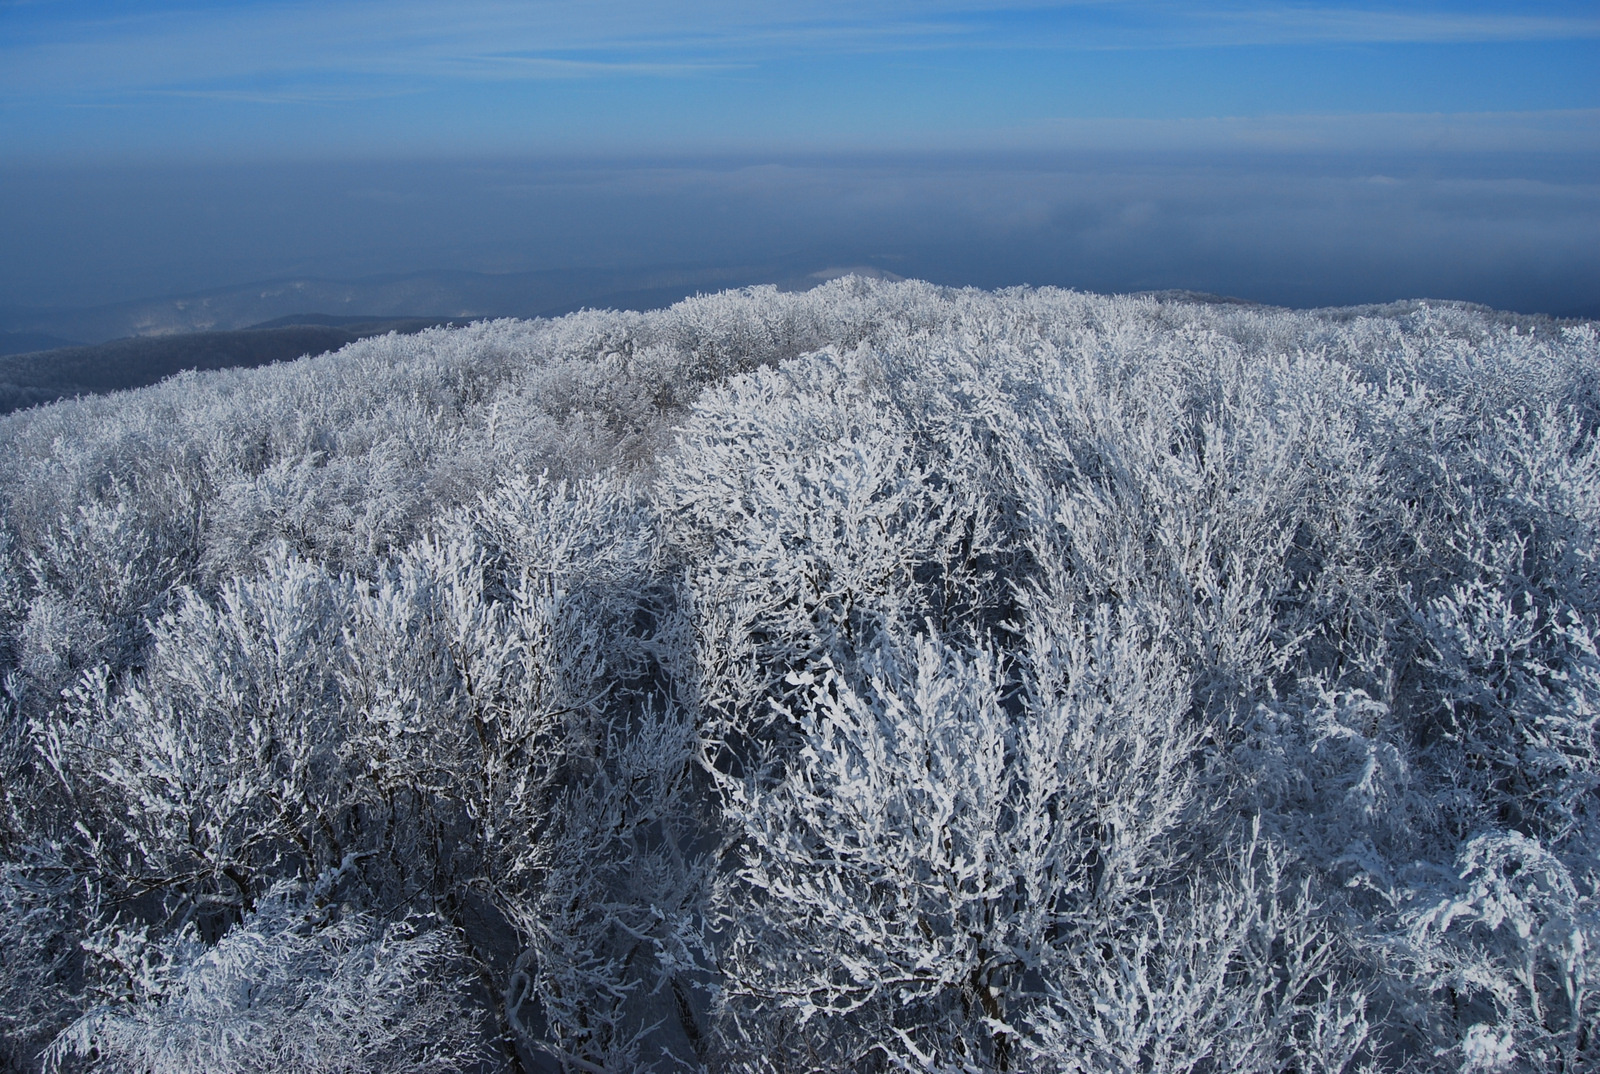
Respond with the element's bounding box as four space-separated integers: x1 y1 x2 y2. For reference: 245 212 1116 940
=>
1 277 1597 1073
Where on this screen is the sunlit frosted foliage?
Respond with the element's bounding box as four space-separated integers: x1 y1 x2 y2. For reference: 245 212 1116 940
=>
44 879 484 1074
0 279 1596 1071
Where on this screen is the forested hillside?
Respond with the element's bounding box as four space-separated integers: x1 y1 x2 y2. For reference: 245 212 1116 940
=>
1 277 1597 1073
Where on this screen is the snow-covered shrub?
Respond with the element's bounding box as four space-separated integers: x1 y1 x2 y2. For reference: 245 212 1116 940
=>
1022 831 1370 1074
1402 832 1600 1072
0 845 84 1071
664 347 1010 756
708 609 1206 1070
660 284 1594 1070
11 481 201 723
1411 405 1600 845
340 474 709 1069
669 332 1384 1068
0 279 1595 1070
44 878 484 1074
37 547 355 924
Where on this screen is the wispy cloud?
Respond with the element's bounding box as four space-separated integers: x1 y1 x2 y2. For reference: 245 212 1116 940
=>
142 86 422 106
438 54 746 80
4 2 1597 102
2 2 1595 161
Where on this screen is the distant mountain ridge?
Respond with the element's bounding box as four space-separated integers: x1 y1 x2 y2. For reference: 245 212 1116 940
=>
0 331 82 358
0 263 901 347
0 318 455 415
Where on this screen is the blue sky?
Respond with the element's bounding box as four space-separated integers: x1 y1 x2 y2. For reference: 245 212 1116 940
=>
0 3 1596 318
3 1 1597 157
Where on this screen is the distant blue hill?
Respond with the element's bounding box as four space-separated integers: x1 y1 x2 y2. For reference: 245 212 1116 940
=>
0 261 880 346
0 317 456 415
0 331 82 357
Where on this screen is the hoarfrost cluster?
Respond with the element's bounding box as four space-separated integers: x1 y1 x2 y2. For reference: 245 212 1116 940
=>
0 277 1596 1072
